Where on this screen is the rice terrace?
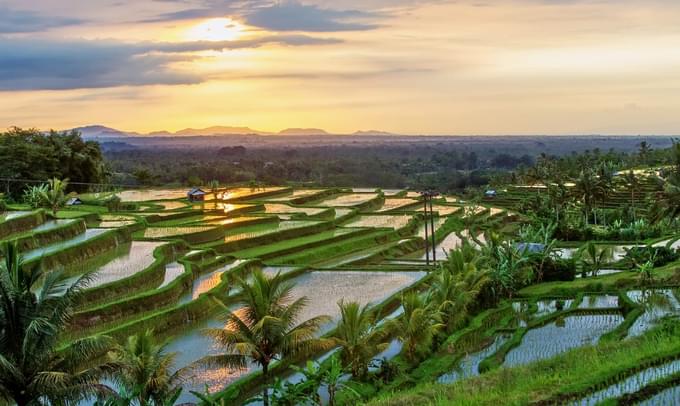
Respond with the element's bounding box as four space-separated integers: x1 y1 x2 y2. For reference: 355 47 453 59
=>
3 133 680 405
3 0 680 405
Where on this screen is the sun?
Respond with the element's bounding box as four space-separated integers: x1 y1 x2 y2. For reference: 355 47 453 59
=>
185 18 244 42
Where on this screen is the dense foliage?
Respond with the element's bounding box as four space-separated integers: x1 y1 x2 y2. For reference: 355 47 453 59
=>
0 127 107 197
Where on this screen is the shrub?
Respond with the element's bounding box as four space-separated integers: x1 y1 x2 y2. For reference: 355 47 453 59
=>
623 246 679 268
540 257 576 282
104 195 122 212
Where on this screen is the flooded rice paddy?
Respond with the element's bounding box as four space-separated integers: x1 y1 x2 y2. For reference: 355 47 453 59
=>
344 214 413 229
143 226 217 239
535 299 575 318
578 295 619 309
158 262 186 287
572 358 680 405
636 384 680 405
261 203 327 216
503 314 623 367
87 241 164 286
317 193 379 207
376 198 420 212
626 289 680 338
169 270 425 402
438 334 512 384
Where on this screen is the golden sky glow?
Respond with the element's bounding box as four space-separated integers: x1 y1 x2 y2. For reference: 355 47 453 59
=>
1 1 680 135
183 18 246 42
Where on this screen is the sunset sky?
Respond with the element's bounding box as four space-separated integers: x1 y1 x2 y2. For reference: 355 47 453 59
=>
1 0 680 135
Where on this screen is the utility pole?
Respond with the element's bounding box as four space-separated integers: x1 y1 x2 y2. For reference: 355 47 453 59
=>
423 194 430 266
420 189 440 266
429 196 437 262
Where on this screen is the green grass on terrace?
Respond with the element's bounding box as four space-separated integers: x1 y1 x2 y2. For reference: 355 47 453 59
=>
228 227 363 259
365 321 680 406
518 260 680 297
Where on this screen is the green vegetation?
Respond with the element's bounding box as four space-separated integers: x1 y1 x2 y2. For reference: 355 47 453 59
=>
201 270 334 406
0 127 106 198
4 133 680 405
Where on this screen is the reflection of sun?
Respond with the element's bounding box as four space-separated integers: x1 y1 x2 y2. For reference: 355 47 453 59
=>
185 18 244 41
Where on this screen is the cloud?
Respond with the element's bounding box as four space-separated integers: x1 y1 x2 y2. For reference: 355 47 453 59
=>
244 2 380 32
144 0 380 31
0 5 83 33
0 35 342 91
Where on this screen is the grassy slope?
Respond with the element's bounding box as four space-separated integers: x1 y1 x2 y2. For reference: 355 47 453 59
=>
364 321 680 406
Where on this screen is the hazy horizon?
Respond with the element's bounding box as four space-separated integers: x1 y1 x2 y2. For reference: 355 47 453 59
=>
2 1 680 135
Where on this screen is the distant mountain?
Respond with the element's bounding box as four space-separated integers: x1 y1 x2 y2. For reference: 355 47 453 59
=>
147 130 173 136
72 124 393 138
72 125 136 138
278 128 329 136
174 126 271 136
352 130 394 136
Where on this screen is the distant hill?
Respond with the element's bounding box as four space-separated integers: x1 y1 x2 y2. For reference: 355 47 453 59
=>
72 125 136 138
174 126 272 136
147 130 173 136
70 124 395 138
352 130 394 136
278 128 329 136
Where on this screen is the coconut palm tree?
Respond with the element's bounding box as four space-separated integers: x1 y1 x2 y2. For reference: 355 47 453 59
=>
547 182 570 224
201 270 332 406
638 141 653 164
579 241 613 277
106 329 188 405
331 300 389 379
388 292 443 364
574 169 599 225
652 175 680 223
596 162 616 226
40 177 74 216
622 170 640 221
430 250 489 333
0 241 115 405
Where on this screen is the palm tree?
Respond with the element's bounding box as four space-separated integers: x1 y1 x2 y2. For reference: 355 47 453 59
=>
107 329 188 405
547 182 570 224
40 177 74 216
0 193 7 214
652 175 680 222
638 141 653 164
201 270 332 406
579 241 613 277
596 162 616 226
622 170 640 221
209 180 221 199
574 169 599 225
0 241 115 405
430 250 489 333
388 292 443 364
331 300 389 379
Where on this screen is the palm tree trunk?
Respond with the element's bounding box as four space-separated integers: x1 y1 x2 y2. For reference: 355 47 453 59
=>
328 385 336 406
631 190 636 220
262 362 270 406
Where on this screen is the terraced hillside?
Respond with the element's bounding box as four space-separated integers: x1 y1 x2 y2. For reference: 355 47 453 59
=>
4 168 680 406
2 186 502 404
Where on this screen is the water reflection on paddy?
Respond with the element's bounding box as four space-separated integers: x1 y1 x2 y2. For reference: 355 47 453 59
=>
171 270 425 402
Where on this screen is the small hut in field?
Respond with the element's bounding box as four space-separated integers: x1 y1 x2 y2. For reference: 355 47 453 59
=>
187 188 207 202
